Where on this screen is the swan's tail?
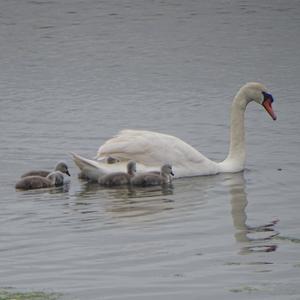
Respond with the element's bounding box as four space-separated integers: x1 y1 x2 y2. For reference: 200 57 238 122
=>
71 152 98 169
70 152 106 181
70 152 130 181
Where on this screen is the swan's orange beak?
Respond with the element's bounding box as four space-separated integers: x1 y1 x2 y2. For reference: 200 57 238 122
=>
262 92 277 120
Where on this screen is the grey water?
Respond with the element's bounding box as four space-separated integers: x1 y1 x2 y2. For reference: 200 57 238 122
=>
1 0 300 299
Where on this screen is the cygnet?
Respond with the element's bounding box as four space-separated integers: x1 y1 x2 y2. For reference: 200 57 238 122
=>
98 161 136 187
131 164 174 187
21 161 70 178
15 171 64 190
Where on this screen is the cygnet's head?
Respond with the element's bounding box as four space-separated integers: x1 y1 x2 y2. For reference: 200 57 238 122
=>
55 161 70 176
127 161 137 175
47 171 64 186
161 164 174 176
240 82 277 120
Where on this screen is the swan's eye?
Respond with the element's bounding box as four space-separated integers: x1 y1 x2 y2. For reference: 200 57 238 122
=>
262 91 274 103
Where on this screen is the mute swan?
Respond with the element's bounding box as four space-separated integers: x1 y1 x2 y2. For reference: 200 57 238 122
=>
21 161 70 178
131 164 174 187
98 160 136 187
72 82 276 179
15 171 64 190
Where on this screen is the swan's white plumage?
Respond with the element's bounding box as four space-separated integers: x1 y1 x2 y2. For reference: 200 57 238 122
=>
95 129 219 178
98 130 212 165
72 82 276 180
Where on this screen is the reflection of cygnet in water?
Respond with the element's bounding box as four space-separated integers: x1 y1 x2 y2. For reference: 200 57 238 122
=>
15 171 64 190
131 164 174 187
98 161 136 187
21 161 70 178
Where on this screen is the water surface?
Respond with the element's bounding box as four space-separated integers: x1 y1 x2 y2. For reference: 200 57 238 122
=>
0 0 300 299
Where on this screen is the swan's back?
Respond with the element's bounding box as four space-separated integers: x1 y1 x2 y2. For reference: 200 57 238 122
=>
97 130 202 164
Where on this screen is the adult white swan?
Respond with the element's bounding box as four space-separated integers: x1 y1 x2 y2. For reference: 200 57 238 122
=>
72 82 276 180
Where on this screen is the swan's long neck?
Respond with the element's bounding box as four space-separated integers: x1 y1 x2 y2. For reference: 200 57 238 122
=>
219 90 249 173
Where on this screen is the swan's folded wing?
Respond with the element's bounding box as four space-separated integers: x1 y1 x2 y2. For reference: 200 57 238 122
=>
97 130 158 165
96 129 210 166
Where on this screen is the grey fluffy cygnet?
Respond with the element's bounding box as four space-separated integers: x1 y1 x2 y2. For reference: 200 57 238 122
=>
98 161 136 187
21 161 70 178
15 171 64 190
131 164 174 187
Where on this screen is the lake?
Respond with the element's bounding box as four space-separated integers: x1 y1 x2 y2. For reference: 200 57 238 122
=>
0 0 300 299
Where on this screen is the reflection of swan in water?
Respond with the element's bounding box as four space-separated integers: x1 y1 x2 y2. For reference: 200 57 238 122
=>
73 171 278 249
73 181 174 220
223 172 278 253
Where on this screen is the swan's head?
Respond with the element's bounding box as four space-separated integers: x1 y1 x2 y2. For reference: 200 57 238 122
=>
242 82 277 120
127 160 137 175
55 161 71 176
161 164 174 176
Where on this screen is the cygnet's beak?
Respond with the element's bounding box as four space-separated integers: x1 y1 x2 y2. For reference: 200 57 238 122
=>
262 92 277 120
66 170 71 176
170 171 175 176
